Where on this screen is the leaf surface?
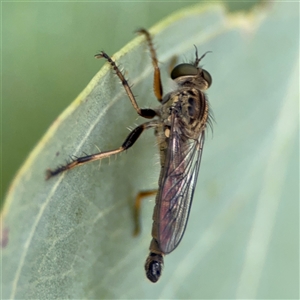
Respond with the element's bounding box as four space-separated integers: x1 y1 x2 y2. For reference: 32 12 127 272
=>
2 2 298 299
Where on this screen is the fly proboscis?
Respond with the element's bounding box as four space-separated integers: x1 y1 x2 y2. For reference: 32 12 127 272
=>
46 28 213 283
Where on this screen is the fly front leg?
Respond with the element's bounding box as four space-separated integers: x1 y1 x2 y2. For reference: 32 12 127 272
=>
46 121 158 180
95 51 157 119
136 29 163 102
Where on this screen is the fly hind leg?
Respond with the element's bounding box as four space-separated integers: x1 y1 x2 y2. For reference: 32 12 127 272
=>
46 121 157 180
133 189 157 236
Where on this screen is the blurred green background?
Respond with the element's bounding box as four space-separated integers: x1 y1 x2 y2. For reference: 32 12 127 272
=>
2 2 299 299
2 1 258 205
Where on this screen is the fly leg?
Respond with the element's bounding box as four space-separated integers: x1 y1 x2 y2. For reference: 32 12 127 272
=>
136 29 163 102
133 189 157 236
46 121 158 180
95 51 157 119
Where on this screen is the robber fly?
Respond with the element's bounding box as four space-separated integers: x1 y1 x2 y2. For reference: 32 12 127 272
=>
46 29 212 283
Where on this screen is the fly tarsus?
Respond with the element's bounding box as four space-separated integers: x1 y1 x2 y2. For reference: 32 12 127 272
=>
46 166 66 180
45 153 97 180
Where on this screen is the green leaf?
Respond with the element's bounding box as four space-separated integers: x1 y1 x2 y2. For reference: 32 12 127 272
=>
2 2 298 299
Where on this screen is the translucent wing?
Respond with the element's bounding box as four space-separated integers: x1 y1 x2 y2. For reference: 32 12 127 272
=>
157 114 205 254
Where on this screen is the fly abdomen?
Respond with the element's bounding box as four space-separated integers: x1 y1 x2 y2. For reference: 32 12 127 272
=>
145 252 164 283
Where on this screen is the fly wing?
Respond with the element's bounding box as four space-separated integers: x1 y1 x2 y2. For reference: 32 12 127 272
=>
157 114 205 254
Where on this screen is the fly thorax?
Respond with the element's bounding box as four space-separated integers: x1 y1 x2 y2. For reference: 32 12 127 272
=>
178 89 208 129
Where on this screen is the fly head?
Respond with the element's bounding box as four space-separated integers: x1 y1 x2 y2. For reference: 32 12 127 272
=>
170 48 212 91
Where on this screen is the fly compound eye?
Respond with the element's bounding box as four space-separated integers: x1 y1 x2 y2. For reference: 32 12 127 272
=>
171 63 198 79
202 69 212 87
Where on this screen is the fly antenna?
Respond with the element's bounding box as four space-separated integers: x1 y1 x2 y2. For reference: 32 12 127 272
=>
194 46 212 66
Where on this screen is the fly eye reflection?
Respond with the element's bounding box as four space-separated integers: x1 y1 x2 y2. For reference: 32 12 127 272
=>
171 63 198 79
171 63 212 88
